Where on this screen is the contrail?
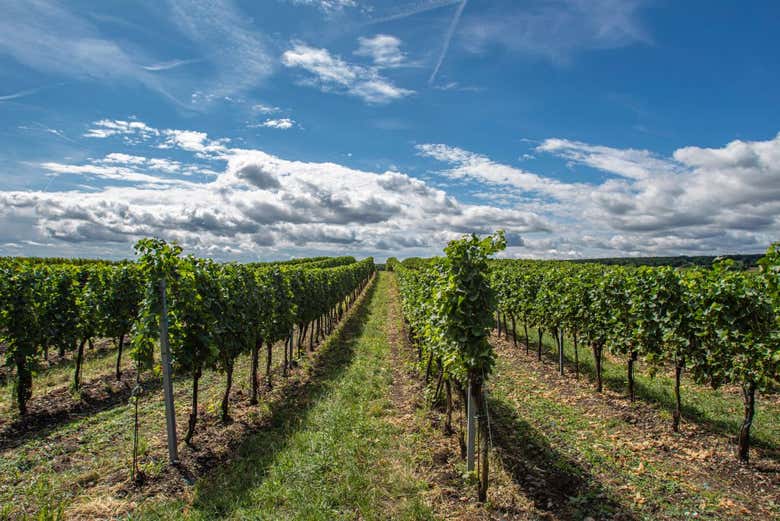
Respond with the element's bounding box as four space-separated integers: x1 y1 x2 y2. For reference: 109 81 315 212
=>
0 83 66 102
428 0 467 85
363 0 461 25
0 86 46 102
142 58 202 71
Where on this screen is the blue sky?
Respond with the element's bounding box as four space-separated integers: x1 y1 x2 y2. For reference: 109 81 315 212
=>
1 0 779 261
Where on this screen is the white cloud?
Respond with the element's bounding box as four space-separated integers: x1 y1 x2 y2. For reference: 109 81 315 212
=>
254 118 296 130
537 138 680 180
83 119 231 160
142 58 201 71
96 153 216 177
432 81 482 92
0 1 275 108
252 103 281 114
5 115 779 259
160 129 227 155
460 0 650 64
0 121 547 259
0 84 59 102
416 143 585 200
282 42 413 104
537 133 780 237
0 2 179 100
100 153 147 165
40 162 190 187
355 34 406 68
83 119 160 139
288 0 357 13
166 0 275 101
420 133 780 257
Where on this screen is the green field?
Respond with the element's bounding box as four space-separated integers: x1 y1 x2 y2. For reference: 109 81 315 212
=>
1 273 777 520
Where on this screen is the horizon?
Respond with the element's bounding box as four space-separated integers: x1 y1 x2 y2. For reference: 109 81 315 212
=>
1 1 779 262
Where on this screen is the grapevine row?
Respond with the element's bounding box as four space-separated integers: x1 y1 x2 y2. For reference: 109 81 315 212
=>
389 232 506 501
0 239 374 449
490 245 780 463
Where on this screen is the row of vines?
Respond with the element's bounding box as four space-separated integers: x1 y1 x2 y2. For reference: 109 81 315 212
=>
0 240 374 451
389 232 506 501
391 236 779 504
490 244 780 463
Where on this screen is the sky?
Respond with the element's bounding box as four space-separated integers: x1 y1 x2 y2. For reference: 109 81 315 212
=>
1 0 779 262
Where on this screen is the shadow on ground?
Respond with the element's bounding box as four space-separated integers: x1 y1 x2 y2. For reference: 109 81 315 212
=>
0 368 152 451
501 329 779 458
488 395 638 521
181 278 378 518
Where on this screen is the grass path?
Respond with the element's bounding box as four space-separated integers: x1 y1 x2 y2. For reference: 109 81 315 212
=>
134 272 435 520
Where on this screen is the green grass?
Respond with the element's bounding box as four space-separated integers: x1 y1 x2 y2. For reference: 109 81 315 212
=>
506 326 780 452
488 351 779 520
0 273 434 520
0 312 329 516
8 275 776 520
133 272 433 520
0 340 130 418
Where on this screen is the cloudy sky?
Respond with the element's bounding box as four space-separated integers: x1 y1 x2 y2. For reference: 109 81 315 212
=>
1 0 779 261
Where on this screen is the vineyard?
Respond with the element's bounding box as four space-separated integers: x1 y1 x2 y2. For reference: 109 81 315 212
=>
0 241 376 518
0 236 778 519
390 237 779 518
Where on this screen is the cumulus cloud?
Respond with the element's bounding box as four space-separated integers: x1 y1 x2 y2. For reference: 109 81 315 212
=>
538 133 780 239
234 164 282 190
355 34 406 68
0 121 547 259
419 133 780 257
254 118 296 130
4 114 778 260
160 129 230 157
282 42 413 104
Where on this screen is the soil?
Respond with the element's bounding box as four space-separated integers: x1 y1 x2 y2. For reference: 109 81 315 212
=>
103 275 379 516
0 366 142 451
489 331 780 520
384 274 540 520
0 338 116 386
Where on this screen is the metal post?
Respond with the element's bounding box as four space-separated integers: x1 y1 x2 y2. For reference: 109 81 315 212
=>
159 278 179 464
559 331 564 376
466 379 476 472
